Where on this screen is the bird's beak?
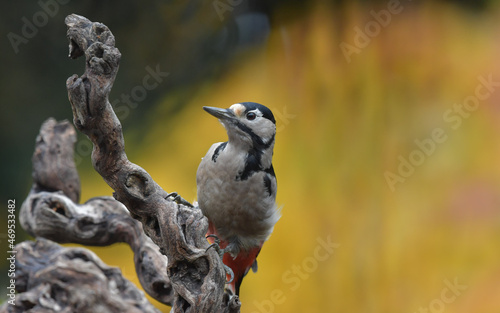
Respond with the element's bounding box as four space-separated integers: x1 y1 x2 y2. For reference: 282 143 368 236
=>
203 106 236 120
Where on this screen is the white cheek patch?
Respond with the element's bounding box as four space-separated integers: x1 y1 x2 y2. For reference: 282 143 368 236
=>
230 103 246 118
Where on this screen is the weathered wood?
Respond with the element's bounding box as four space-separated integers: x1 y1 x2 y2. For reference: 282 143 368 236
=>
65 14 239 312
31 118 80 203
19 117 173 305
20 192 174 305
5 238 160 313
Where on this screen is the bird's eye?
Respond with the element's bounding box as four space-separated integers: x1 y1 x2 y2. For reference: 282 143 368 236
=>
246 112 256 120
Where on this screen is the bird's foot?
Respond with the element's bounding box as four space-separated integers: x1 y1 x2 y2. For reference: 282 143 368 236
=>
165 192 193 207
206 234 234 284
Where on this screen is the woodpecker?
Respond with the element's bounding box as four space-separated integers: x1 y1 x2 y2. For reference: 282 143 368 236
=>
196 102 280 296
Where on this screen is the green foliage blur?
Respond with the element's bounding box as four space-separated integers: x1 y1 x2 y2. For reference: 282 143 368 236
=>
2 0 500 312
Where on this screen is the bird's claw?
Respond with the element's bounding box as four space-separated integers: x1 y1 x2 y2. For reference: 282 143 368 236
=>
165 192 193 207
206 234 223 256
206 234 234 284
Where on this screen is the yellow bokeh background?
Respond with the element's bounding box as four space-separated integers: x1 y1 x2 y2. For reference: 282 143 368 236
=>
76 2 500 312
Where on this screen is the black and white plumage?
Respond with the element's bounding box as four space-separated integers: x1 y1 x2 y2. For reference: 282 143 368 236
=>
196 102 279 295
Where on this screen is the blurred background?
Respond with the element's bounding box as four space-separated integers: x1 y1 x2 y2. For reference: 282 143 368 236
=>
2 0 500 312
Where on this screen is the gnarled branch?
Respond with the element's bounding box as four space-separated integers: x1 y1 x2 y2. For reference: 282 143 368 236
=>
65 14 239 312
20 192 173 305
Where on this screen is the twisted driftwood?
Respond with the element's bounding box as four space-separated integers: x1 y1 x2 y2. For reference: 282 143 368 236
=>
64 14 239 312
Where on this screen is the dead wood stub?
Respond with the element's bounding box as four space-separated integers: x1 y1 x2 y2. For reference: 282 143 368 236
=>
31 118 80 203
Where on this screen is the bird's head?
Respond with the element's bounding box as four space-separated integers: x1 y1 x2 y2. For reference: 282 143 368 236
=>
203 102 276 150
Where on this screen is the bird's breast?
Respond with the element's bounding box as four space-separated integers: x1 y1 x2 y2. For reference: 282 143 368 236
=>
196 143 279 248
